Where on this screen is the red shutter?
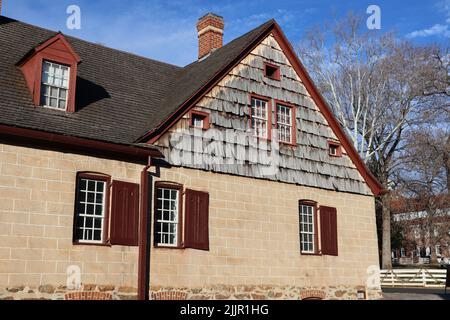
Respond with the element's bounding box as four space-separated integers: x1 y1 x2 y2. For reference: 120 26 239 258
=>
320 206 338 256
184 189 209 251
110 180 140 246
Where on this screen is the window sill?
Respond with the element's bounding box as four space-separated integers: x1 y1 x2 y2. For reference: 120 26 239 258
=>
154 244 184 249
279 141 297 147
72 241 111 247
300 252 322 256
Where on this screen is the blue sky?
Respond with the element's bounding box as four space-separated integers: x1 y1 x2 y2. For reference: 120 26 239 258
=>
2 0 449 66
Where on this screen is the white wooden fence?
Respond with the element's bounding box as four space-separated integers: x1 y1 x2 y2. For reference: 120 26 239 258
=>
380 268 448 288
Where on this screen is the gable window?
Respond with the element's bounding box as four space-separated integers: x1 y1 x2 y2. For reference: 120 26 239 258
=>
264 62 280 81
41 61 70 110
190 110 210 130
74 174 108 244
155 183 181 247
276 103 295 144
251 96 270 139
299 201 316 254
328 141 342 157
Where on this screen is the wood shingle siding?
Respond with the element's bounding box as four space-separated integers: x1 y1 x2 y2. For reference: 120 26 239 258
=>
155 35 371 195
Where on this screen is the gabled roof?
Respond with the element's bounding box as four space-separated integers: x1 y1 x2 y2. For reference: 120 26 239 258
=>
0 16 181 145
17 32 82 66
0 15 384 195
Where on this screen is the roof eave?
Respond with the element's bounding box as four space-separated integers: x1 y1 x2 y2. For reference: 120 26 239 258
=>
0 124 163 163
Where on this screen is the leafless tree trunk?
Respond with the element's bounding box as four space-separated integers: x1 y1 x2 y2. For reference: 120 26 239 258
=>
381 193 392 268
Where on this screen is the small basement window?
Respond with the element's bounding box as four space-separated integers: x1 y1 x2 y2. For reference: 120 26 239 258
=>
190 111 210 130
264 63 280 81
328 141 342 157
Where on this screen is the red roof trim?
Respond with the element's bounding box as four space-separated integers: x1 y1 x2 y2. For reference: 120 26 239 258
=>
140 20 385 196
0 125 163 163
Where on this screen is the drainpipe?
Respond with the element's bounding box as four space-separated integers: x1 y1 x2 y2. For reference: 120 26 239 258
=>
138 157 152 300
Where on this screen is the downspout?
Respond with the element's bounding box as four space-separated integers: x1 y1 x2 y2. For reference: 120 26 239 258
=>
138 156 152 300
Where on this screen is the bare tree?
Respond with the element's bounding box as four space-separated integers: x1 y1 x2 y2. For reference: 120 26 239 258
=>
297 13 449 268
394 124 450 263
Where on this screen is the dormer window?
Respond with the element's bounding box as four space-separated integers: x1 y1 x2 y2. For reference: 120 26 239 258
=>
41 61 70 110
18 33 81 113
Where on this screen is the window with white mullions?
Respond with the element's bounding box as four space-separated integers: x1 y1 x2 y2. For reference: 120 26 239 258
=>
299 204 315 253
75 178 106 243
251 97 269 138
277 104 292 143
155 187 179 246
41 61 70 110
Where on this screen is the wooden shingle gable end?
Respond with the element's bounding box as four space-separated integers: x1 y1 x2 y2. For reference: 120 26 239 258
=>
140 20 384 196
17 33 81 113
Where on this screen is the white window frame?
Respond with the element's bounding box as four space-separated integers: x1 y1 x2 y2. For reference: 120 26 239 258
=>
155 187 179 247
41 61 70 111
75 177 106 244
299 204 315 254
251 97 269 139
276 104 293 143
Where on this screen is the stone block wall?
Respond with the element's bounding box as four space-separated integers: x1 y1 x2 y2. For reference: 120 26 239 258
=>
0 143 142 297
0 144 382 300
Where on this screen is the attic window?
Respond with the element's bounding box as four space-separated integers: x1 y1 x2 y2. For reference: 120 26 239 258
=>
18 33 81 113
41 61 70 110
190 111 210 130
264 63 280 81
328 141 342 157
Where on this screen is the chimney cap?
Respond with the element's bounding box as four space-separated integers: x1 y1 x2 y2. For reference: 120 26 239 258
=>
197 12 224 22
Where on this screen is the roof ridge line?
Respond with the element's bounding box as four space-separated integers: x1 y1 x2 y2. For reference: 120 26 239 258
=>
0 15 182 70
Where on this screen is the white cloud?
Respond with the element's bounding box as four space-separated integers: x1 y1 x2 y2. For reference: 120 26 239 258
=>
407 23 450 38
407 0 450 38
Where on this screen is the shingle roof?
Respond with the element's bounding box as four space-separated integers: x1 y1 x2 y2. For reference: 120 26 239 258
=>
0 15 272 146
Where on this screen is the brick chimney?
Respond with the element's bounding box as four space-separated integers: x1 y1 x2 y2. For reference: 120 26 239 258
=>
0 0 3 15
196 13 224 59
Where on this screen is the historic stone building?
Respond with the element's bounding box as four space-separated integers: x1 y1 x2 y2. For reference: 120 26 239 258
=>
0 12 383 300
